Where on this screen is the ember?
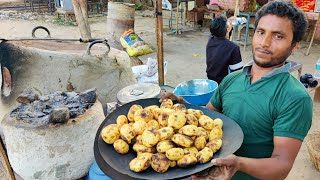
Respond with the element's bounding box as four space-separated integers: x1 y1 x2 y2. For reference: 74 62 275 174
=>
10 88 97 126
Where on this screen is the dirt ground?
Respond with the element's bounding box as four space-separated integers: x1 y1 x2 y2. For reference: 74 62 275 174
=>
0 9 320 179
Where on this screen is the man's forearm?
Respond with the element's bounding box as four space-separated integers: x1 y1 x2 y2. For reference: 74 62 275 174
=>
238 156 292 180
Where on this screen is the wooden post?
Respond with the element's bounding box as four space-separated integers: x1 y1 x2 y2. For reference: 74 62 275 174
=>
306 13 320 56
314 86 320 103
176 0 180 34
72 0 92 41
0 138 15 180
155 0 165 86
184 0 188 25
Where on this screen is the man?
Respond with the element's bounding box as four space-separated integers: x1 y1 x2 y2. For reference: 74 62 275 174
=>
206 16 243 84
161 1 312 179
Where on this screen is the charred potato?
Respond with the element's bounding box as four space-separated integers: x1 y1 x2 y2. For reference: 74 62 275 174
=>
206 138 223 153
187 109 204 119
127 104 143 122
158 127 174 141
169 160 177 167
168 112 187 130
213 118 223 129
178 125 199 136
101 124 120 144
172 103 187 113
158 112 170 128
133 143 156 154
148 119 160 130
177 154 198 168
199 115 215 130
156 140 175 153
129 153 153 172
198 127 209 140
135 135 143 144
151 107 163 120
116 115 128 129
134 109 153 122
120 124 135 144
151 153 170 173
172 134 194 148
184 147 199 157
196 147 213 163
132 120 148 135
194 136 207 150
160 99 173 109
165 148 184 161
144 105 159 113
142 127 160 147
162 108 175 114
208 126 223 141
113 139 129 154
186 114 198 126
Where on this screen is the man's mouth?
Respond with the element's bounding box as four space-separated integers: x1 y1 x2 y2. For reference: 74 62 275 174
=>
255 48 272 55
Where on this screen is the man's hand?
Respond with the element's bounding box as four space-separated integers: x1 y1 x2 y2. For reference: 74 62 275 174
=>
191 154 240 180
159 90 184 103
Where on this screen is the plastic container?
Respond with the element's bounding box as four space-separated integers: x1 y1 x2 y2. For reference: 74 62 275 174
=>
87 161 113 180
314 59 320 80
173 79 218 106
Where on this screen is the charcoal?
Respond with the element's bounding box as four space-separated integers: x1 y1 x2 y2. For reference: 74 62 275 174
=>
49 107 70 124
79 88 97 104
16 88 39 104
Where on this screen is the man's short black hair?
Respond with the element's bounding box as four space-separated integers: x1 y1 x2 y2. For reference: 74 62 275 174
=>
254 0 307 44
210 16 227 37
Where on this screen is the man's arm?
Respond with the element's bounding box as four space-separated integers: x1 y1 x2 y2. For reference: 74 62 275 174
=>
236 136 302 180
206 102 221 113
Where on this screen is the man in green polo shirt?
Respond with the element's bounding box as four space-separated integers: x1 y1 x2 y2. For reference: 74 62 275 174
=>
160 1 312 179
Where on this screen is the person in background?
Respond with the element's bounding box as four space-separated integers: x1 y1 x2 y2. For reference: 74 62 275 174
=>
206 16 243 84
161 1 312 179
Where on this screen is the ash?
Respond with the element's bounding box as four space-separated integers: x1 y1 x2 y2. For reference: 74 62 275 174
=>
10 88 97 126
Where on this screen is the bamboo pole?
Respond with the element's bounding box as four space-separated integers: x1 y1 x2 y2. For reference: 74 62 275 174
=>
72 0 92 41
184 1 188 25
306 13 320 56
176 0 180 34
229 0 240 41
155 0 165 85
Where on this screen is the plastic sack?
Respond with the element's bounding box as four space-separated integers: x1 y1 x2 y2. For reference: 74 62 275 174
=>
120 29 153 57
131 59 168 84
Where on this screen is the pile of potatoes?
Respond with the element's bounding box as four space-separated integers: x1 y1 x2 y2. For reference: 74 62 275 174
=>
101 99 223 173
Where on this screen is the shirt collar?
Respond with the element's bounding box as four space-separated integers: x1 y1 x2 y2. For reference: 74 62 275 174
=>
242 60 292 78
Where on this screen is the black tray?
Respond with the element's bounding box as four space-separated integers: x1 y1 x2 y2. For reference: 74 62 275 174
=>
94 98 243 180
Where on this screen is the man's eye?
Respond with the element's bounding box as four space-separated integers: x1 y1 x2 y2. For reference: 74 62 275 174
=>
256 31 264 35
274 35 283 39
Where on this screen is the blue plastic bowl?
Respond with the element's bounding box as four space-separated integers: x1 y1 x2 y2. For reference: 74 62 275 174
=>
173 79 218 106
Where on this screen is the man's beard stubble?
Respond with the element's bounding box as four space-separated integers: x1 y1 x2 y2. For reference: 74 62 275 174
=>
252 47 293 68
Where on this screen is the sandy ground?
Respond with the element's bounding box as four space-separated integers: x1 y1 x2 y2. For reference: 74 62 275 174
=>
0 10 320 179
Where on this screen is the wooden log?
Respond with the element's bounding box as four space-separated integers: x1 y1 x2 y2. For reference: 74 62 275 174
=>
155 0 165 85
72 0 92 41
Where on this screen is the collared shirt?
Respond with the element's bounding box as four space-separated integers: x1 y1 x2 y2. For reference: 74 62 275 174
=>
210 61 312 180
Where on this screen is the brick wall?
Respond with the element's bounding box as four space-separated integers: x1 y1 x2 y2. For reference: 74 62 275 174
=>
217 0 253 12
305 12 320 42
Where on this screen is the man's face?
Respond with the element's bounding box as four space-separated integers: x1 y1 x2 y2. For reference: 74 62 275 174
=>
252 14 298 68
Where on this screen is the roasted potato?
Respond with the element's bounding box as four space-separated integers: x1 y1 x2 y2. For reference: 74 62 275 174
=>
120 124 135 144
213 118 223 129
158 112 170 128
168 112 187 130
133 143 156 154
208 126 223 141
148 119 160 130
132 120 148 135
162 108 175 115
178 125 199 136
198 127 209 140
186 114 198 126
156 140 175 153
187 109 204 119
142 127 160 147
206 138 223 153
144 105 159 114
151 107 163 120
165 148 184 161
184 147 199 157
160 99 173 109
172 103 187 113
135 135 143 144
113 139 129 154
177 154 198 168
151 153 170 173
196 147 213 163
129 153 153 172
101 124 120 144
194 136 207 150
199 115 215 130
169 160 177 167
127 104 143 122
116 115 128 129
172 134 194 148
158 127 174 141
134 109 153 122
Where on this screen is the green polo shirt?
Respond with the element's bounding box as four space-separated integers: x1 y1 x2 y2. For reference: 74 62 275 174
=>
210 61 312 180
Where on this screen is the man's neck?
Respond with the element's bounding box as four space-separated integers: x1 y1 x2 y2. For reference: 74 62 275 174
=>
250 62 284 84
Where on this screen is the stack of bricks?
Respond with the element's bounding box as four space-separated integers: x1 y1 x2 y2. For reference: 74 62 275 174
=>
217 0 252 12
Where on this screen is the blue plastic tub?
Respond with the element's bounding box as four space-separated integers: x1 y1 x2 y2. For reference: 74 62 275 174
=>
173 79 218 106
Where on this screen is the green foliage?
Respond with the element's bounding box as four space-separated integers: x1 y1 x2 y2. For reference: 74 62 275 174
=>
52 17 77 26
135 3 143 10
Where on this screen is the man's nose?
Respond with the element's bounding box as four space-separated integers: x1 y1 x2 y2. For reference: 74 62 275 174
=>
260 34 272 48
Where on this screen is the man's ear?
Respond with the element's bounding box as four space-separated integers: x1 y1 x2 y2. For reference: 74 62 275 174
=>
292 42 300 52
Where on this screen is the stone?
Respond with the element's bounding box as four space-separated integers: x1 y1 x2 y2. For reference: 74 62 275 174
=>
79 88 97 104
16 88 39 104
49 107 70 124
